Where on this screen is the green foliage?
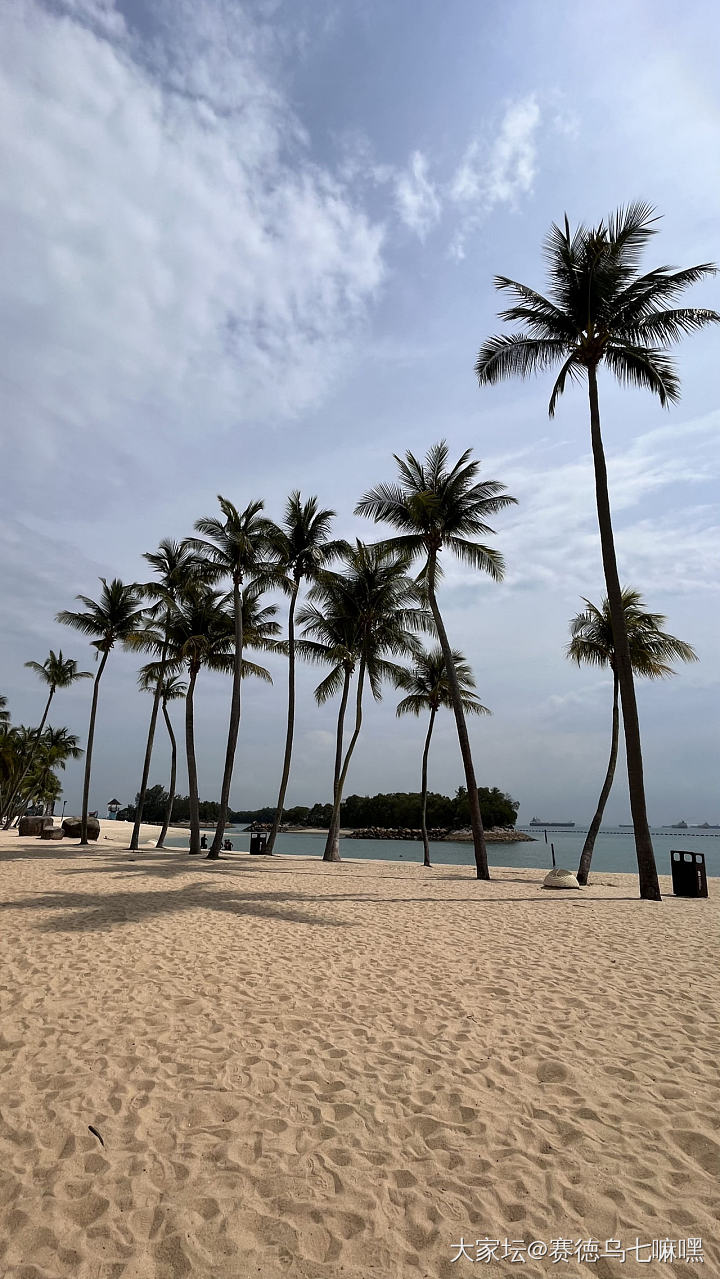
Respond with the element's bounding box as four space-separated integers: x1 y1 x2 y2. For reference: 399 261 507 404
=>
231 787 518 829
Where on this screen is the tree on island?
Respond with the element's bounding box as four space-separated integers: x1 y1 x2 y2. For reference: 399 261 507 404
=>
396 647 489 866
568 588 697 885
475 202 718 900
356 442 517 880
57 579 146 845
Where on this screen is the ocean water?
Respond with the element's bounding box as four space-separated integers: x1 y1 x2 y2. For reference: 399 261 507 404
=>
159 826 720 877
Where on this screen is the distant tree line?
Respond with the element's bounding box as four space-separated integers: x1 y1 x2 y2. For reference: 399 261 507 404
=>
117 783 518 830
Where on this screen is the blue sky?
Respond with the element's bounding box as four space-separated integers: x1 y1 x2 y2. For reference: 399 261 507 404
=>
1 0 718 823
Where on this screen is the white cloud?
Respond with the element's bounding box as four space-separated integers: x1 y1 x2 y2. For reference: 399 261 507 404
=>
449 95 540 258
0 0 385 510
393 150 441 240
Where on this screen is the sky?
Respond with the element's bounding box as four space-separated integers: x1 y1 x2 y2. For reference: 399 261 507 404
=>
1 0 718 825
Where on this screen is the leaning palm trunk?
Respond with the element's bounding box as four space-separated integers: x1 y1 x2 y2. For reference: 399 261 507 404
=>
419 707 436 867
156 698 178 849
324 659 365 862
79 650 109 846
427 557 488 879
1 688 54 826
266 580 299 856
577 669 620 886
130 633 169 851
323 666 351 862
185 668 201 855
209 580 243 858
588 368 660 901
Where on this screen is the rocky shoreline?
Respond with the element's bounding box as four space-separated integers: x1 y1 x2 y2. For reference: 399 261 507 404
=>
245 821 535 843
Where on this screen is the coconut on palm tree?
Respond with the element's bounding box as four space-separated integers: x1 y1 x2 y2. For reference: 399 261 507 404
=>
299 542 430 862
264 493 349 856
355 442 516 879
190 498 278 858
57 578 146 845
129 539 207 851
475 203 718 899
568 588 697 885
1 651 91 827
396 647 489 866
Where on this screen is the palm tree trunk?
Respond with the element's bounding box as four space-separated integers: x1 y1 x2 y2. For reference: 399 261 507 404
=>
587 366 660 900
577 669 620 886
266 580 299 855
130 632 169 851
323 665 352 862
80 650 109 846
427 556 489 879
209 578 243 858
325 659 366 862
420 707 436 867
185 667 201 855
2 688 54 826
156 699 177 849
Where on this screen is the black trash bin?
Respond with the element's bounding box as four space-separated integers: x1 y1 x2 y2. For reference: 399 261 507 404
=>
670 850 708 898
250 832 268 855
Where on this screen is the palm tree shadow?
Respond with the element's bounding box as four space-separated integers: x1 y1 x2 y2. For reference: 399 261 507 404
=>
1 881 351 932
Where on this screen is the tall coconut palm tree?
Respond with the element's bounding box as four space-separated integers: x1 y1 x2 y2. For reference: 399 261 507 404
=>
299 542 430 862
137 667 189 849
396 647 490 866
475 203 718 899
129 540 206 851
151 585 277 855
568 588 697 885
264 493 349 855
155 673 187 849
1 651 91 827
190 498 278 858
57 578 146 845
355 442 516 879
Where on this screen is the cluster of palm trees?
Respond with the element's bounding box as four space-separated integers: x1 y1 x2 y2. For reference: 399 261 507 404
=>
0 653 89 828
2 205 715 901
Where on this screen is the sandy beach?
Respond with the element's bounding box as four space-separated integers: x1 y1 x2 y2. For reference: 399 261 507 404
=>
1 821 718 1278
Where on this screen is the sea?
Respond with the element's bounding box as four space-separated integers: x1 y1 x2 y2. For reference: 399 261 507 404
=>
160 825 720 878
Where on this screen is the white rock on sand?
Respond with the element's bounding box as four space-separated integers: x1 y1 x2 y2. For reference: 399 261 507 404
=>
0 823 718 1277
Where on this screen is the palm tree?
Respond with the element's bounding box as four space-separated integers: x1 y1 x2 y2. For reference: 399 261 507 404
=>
397 647 490 866
568 588 697 885
154 586 277 855
190 498 278 858
129 540 206 851
299 543 430 861
475 203 718 899
156 674 187 849
57 578 146 845
137 668 188 848
1 651 91 827
265 493 349 855
355 442 517 879
23 727 83 817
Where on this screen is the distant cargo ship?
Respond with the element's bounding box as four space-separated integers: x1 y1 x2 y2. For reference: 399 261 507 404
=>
529 817 575 827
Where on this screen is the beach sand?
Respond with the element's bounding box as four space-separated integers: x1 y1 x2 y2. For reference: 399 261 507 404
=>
1 821 718 1277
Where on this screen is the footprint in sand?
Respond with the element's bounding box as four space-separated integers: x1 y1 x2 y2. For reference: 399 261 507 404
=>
536 1060 568 1084
672 1129 720 1176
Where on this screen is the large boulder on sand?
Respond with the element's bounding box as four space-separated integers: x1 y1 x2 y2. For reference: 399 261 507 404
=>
18 815 54 836
62 816 100 841
40 826 64 840
543 867 580 890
